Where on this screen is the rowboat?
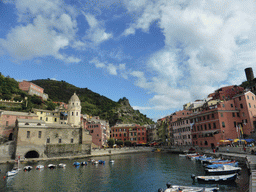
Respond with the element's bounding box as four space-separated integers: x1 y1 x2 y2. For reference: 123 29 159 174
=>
48 164 57 169
191 173 238 183
205 165 241 175
58 163 66 168
36 165 44 170
206 162 239 169
158 182 219 192
23 166 33 171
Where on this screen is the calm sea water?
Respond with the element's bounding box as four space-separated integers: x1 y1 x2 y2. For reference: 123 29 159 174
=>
0 153 249 192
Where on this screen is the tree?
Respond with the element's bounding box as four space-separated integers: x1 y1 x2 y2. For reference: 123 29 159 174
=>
47 101 57 110
107 138 115 148
116 140 123 146
124 140 131 146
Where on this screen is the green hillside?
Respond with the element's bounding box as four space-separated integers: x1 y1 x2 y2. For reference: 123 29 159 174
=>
31 79 154 126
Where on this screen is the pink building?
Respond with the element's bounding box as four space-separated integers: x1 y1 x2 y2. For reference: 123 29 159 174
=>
190 91 256 148
19 80 48 100
0 110 38 142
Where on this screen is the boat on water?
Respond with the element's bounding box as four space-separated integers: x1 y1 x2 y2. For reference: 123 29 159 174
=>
81 161 87 166
23 166 33 171
210 160 236 165
109 160 115 163
58 163 66 168
88 159 95 163
98 160 105 164
48 164 57 169
36 165 44 170
6 159 21 177
191 173 238 183
158 182 219 192
206 162 239 169
205 165 241 175
73 162 80 166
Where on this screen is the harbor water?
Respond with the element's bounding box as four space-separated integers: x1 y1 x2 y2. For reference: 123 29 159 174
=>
0 153 249 191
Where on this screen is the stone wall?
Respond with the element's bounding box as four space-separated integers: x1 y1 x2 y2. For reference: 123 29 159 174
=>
0 141 16 160
45 143 91 158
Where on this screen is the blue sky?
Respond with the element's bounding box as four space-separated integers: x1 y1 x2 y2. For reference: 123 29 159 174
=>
0 0 255 121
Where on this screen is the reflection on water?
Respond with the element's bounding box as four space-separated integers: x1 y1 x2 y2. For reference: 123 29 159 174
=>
0 153 249 192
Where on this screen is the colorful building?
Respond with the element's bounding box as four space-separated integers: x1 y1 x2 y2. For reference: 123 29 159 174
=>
19 80 48 100
110 124 147 145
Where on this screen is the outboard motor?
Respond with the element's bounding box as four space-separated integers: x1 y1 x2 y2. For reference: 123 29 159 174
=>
166 182 172 188
158 188 164 192
191 174 196 182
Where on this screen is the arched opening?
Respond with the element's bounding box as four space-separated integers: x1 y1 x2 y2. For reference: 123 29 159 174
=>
25 150 39 158
8 133 13 140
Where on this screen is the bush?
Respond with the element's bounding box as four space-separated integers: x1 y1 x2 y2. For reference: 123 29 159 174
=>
116 140 123 146
107 138 115 148
124 140 131 147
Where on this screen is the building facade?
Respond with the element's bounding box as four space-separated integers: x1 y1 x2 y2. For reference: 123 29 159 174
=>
19 80 48 100
110 124 147 145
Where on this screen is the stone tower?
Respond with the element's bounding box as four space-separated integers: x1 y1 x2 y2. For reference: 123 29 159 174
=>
245 67 254 81
68 93 81 127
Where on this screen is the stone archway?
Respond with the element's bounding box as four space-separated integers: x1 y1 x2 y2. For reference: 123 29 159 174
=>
24 150 39 158
8 133 13 141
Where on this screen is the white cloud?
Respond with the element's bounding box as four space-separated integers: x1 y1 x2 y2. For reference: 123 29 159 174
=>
123 0 256 114
90 58 127 76
0 0 81 63
83 13 113 44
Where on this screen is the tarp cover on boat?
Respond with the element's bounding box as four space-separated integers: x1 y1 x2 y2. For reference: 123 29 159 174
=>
244 139 255 143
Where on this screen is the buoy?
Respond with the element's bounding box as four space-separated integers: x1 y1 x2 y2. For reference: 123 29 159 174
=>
3 176 6 179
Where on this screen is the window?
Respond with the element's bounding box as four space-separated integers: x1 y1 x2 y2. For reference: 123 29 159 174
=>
71 138 74 143
212 114 214 118
91 130 93 133
207 115 210 120
27 131 30 138
213 122 216 129
234 122 236 127
220 113 223 117
6 121 8 126
240 104 243 109
76 112 78 116
38 131 42 138
237 113 240 117
222 122 225 127
72 112 74 116
232 113 235 117
54 118 57 122
249 103 251 108
231 104 233 108
204 124 207 130
40 117 42 120
247 96 250 99
208 124 211 129
239 97 241 101
124 133 126 137
252 96 255 100
222 104 225 107
58 138 62 143
46 117 48 121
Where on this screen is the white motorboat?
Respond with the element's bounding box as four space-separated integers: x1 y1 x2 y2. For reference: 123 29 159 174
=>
159 182 219 192
205 165 241 175
109 160 115 163
59 163 66 168
6 168 19 177
36 165 44 170
23 165 33 171
48 164 57 169
191 173 238 183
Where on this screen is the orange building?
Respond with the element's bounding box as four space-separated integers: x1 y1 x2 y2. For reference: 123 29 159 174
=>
110 124 147 145
19 80 48 100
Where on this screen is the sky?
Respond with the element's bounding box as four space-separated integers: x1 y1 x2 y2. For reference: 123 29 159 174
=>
0 0 256 122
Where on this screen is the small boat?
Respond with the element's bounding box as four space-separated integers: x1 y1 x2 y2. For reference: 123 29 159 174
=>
158 182 219 192
206 162 239 169
23 166 33 171
92 160 99 165
48 164 57 169
6 168 19 177
73 162 80 166
81 161 87 166
98 160 105 165
191 173 238 183
109 160 115 163
205 165 241 175
88 159 95 163
210 160 236 165
36 165 44 170
58 163 66 168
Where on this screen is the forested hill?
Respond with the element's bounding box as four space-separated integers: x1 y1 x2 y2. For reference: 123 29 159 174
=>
31 79 154 126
